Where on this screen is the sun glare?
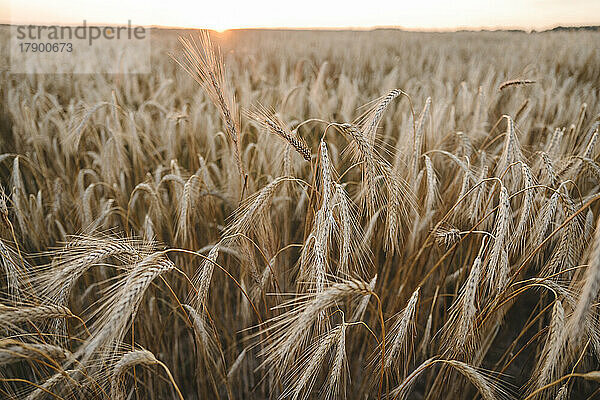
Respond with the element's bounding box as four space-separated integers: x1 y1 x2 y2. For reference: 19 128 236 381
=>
3 0 599 30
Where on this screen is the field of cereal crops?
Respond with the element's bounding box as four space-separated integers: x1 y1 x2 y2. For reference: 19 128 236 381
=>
1 27 600 399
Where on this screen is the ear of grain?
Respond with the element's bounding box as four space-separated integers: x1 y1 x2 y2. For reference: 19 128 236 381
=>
0 304 73 327
444 360 504 400
26 369 80 400
282 324 344 400
350 274 377 322
110 350 159 400
249 106 312 162
383 287 420 374
175 32 244 176
78 252 174 361
568 214 600 345
513 163 535 249
258 279 372 379
531 300 565 397
443 256 481 355
412 97 432 184
485 186 511 293
498 79 535 90
324 324 348 400
0 340 71 366
190 243 220 312
361 89 405 147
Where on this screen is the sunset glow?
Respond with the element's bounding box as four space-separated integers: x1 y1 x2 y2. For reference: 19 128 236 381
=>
2 0 599 30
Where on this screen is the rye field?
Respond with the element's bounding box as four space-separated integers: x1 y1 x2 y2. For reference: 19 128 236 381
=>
0 27 600 399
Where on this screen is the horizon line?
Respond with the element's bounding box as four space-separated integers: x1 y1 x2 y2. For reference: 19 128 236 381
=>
1 21 599 33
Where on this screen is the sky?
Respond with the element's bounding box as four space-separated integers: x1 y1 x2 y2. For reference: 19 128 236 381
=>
2 0 599 31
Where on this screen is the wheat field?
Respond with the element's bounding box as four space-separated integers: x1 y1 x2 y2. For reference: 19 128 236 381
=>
1 27 600 399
